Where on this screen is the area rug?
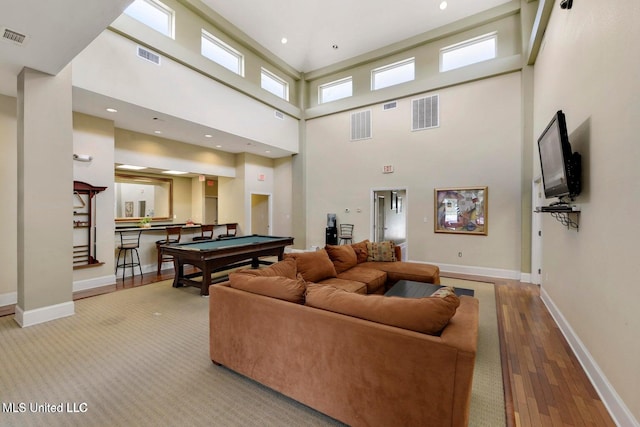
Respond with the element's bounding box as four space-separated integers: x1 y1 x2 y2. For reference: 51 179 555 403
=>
0 278 504 426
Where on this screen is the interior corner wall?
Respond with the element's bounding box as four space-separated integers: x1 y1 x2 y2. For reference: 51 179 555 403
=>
0 94 17 301
305 72 523 275
533 0 640 423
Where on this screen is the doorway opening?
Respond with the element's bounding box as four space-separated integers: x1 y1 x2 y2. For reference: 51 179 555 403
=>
372 188 407 258
250 193 271 235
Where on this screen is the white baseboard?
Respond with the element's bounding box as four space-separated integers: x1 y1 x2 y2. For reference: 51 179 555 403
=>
0 291 17 306
73 274 117 292
14 301 75 328
433 261 523 281
540 287 639 427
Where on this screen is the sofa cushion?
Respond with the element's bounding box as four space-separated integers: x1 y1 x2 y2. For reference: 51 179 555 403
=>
350 240 369 263
325 244 358 274
236 258 297 279
361 261 441 285
336 266 387 294
229 272 306 303
316 278 367 294
366 241 397 262
305 284 460 335
284 249 337 283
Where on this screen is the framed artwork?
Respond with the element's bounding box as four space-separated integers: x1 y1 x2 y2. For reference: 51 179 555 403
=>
434 187 488 235
124 201 134 218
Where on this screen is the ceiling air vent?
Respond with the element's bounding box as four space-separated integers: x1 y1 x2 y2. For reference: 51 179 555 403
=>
350 110 372 141
383 101 397 111
274 110 284 120
1 27 28 45
137 46 161 65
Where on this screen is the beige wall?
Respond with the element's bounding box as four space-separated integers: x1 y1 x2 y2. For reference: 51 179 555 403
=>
305 72 523 275
533 0 640 423
72 113 116 288
0 94 17 301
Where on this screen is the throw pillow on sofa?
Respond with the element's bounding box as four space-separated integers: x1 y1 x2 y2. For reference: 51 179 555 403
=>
305 284 460 335
235 257 297 279
284 249 337 283
350 240 369 263
366 241 397 262
229 272 307 303
325 244 358 274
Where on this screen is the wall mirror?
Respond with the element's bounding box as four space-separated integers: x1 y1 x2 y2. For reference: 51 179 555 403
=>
115 174 173 221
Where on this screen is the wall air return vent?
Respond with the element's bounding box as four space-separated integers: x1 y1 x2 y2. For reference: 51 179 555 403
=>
383 101 397 111
411 94 439 131
274 110 285 120
1 27 28 45
137 46 161 65
350 110 372 141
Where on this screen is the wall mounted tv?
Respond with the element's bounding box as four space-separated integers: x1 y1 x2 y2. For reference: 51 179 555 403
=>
537 110 581 201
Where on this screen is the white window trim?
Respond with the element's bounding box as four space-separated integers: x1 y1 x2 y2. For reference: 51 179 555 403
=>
318 76 353 104
201 29 245 76
125 0 175 39
371 57 415 91
261 67 289 101
439 32 497 72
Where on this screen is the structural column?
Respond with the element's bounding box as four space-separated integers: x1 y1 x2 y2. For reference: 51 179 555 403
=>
16 66 74 327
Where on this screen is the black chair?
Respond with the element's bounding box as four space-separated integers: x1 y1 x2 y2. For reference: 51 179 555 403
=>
217 223 238 239
115 230 143 280
193 224 214 241
156 226 182 275
338 224 354 245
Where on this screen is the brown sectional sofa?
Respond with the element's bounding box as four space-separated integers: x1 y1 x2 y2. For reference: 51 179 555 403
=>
209 241 479 426
283 241 441 295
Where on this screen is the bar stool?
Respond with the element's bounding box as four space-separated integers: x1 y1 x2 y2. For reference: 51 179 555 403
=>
193 224 214 241
115 230 143 280
217 223 238 239
156 226 182 275
338 224 354 245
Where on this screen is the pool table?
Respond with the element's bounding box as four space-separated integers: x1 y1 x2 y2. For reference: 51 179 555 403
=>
160 234 294 296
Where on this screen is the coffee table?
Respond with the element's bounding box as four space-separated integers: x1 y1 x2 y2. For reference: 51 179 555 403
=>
384 280 474 298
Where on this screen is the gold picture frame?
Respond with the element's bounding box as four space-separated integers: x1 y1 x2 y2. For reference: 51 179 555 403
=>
434 187 488 235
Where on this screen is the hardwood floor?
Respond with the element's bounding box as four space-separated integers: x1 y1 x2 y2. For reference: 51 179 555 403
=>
2 269 617 426
493 277 615 427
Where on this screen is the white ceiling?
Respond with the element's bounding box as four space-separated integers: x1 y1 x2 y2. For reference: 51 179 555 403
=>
0 0 512 163
200 0 512 72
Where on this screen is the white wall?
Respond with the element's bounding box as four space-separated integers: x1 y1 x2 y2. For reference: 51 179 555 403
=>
533 0 640 424
306 72 523 276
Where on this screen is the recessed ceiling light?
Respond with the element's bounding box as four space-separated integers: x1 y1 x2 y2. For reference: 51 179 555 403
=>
162 170 188 175
154 130 162 134
117 165 147 170
265 150 271 153
440 1 447 10
281 37 288 44
106 108 118 113
215 145 222 148
205 134 213 138
332 44 339 50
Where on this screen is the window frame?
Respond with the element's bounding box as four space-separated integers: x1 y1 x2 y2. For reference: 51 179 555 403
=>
371 57 415 91
318 76 353 104
260 67 289 101
201 29 245 77
124 0 175 39
439 32 497 72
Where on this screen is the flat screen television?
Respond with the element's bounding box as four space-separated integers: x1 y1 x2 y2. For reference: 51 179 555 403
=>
537 110 581 201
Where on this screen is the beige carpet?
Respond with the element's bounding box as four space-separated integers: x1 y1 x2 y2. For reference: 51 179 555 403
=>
0 278 504 427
